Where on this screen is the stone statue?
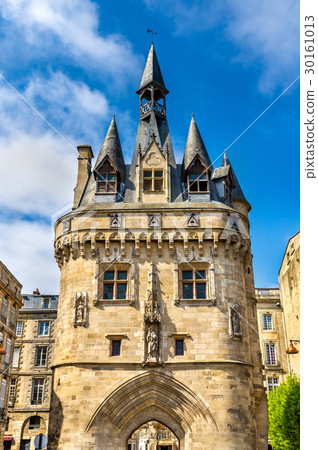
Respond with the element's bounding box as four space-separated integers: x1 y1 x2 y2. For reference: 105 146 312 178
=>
146 326 158 360
229 305 241 338
73 292 87 327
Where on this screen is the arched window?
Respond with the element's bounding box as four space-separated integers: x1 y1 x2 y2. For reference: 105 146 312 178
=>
187 160 209 193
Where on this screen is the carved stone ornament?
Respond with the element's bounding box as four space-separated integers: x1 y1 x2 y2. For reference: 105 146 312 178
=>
229 304 242 338
148 213 161 228
110 213 122 228
186 212 199 227
144 262 161 323
73 292 88 328
62 219 71 233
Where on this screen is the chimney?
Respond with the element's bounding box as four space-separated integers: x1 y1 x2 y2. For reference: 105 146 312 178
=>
33 288 40 296
73 145 94 209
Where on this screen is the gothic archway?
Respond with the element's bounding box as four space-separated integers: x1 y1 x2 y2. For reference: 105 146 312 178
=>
127 420 179 450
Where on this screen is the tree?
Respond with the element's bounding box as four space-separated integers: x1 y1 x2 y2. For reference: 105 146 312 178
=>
268 373 300 449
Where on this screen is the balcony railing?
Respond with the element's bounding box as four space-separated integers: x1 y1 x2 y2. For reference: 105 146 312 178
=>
140 101 166 116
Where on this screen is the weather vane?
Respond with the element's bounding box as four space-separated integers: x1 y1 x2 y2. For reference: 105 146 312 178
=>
147 27 157 43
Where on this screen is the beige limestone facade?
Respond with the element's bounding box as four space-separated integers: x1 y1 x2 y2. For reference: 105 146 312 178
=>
255 288 289 393
48 44 268 449
278 231 300 375
6 293 58 450
0 261 23 447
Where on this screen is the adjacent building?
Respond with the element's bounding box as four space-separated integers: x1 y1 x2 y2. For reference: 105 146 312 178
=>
6 292 58 450
278 231 300 375
49 44 267 449
255 288 289 393
0 261 23 447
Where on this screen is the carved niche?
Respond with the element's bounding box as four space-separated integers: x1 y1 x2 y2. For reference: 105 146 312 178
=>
229 304 242 338
73 292 88 328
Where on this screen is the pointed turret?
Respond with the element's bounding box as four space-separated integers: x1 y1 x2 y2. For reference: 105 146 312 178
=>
137 43 168 94
126 44 181 202
183 115 212 172
94 116 126 183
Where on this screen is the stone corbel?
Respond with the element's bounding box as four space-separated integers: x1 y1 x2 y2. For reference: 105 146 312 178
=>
198 235 204 256
80 242 85 258
169 237 174 256
212 232 219 257
225 237 231 257
91 239 96 257
184 237 189 257
120 237 126 257
146 235 151 256
173 249 180 305
158 237 163 256
233 241 242 260
105 238 110 257
135 237 140 256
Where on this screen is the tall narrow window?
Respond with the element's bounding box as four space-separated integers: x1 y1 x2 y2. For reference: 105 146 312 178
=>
1 298 7 322
38 322 50 336
8 379 16 405
43 299 50 309
182 269 206 299
5 338 11 365
31 379 44 405
143 170 164 191
268 377 279 392
224 177 232 202
103 269 127 300
263 314 273 330
16 322 23 337
35 347 47 366
111 340 121 356
13 348 19 367
0 379 6 408
265 343 277 365
9 306 15 328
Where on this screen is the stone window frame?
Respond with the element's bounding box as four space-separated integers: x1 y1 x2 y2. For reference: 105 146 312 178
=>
143 168 165 192
187 159 210 194
267 376 280 392
38 321 50 337
96 258 137 306
264 342 278 366
8 378 16 406
177 262 215 303
95 160 118 195
105 334 128 357
34 346 48 367
31 378 45 405
102 267 129 301
262 313 274 331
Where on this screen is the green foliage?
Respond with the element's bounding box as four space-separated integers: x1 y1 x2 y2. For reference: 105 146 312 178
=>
268 373 300 450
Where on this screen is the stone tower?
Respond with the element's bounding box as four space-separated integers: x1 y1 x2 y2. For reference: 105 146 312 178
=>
50 44 267 449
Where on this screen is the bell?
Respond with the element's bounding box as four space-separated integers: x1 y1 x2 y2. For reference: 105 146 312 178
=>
286 341 299 354
0 346 6 355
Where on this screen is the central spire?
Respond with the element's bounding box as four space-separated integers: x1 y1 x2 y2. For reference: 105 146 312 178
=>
137 44 168 120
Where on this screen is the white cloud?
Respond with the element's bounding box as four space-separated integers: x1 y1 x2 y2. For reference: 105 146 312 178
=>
0 72 109 216
0 0 142 84
0 219 60 294
144 0 299 93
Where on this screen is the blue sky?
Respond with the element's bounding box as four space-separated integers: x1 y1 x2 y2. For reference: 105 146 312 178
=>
0 0 299 293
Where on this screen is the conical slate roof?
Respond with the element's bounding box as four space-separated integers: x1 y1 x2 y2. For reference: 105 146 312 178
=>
183 115 212 171
94 116 126 182
137 44 168 93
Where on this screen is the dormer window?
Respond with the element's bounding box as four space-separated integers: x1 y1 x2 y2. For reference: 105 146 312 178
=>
187 160 209 193
143 169 164 192
95 161 118 194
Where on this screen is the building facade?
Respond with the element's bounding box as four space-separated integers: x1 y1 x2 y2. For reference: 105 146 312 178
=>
0 261 23 447
49 44 267 449
278 231 300 375
6 292 58 450
255 288 289 394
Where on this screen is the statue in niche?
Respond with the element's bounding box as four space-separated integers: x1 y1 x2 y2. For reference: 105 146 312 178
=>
229 305 242 338
73 292 87 327
146 325 158 360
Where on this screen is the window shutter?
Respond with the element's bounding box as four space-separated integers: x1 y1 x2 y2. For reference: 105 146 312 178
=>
5 339 11 364
0 379 7 408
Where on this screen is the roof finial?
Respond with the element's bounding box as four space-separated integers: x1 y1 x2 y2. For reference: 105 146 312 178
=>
192 112 194 118
147 27 157 44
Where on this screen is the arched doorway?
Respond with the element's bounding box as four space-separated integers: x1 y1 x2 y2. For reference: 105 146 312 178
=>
127 421 179 450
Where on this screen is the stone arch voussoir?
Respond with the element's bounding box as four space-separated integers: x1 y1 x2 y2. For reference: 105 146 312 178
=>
86 371 217 434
